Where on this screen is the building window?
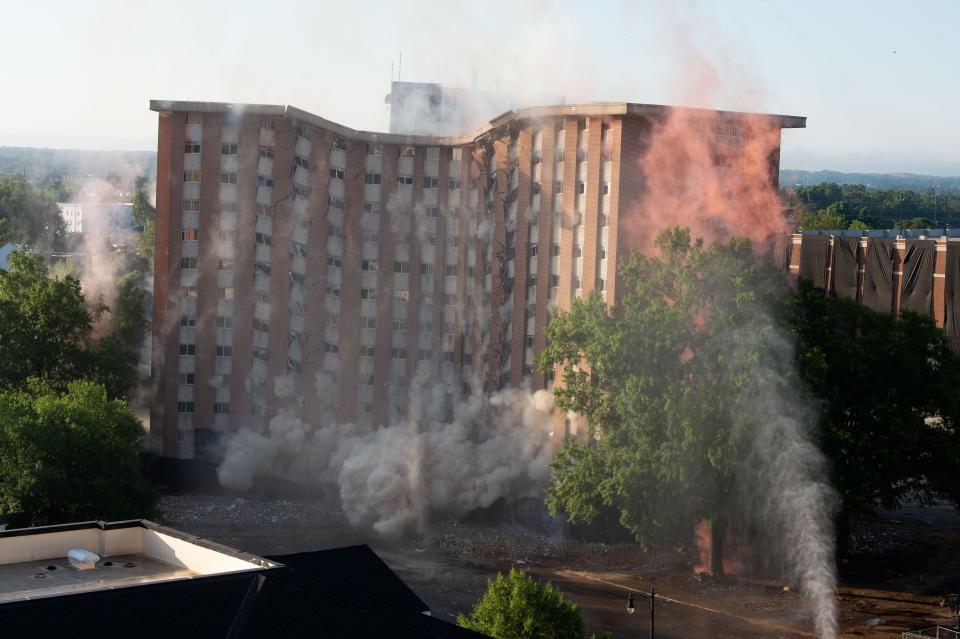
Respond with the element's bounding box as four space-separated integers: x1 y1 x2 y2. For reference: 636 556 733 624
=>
328 195 345 209
179 344 196 356
293 155 310 170
418 349 432 361
220 172 238 185
361 345 376 358
183 199 200 212
326 285 340 298
326 255 342 268
550 274 560 287
602 182 610 195
252 318 268 333
220 201 237 213
180 287 197 298
181 228 199 241
256 291 270 303
423 176 438 189
574 245 582 258
324 342 339 354
183 171 201 183
400 146 415 158
214 402 231 414
367 143 383 156
396 175 413 186
217 316 232 328
259 118 274 130
360 288 376 300
291 242 307 257
218 287 235 300
448 148 462 161
218 259 234 270
221 143 238 155
178 373 195 385
448 178 461 190
255 232 272 245
360 316 377 329
216 345 233 357
180 257 198 269
218 230 237 241
390 348 407 359
258 146 275 159
177 401 194 413
333 136 347 151
601 214 610 227
424 206 438 218
252 348 268 361
363 202 380 214
551 244 560 257
361 230 379 243
576 181 585 195
292 184 311 198
330 167 344 180
364 172 381 185
420 263 433 275
393 261 409 274
444 265 457 276
254 261 271 276
290 272 305 285
180 315 196 327
256 175 273 188
184 142 201 154
361 259 378 272
554 180 563 194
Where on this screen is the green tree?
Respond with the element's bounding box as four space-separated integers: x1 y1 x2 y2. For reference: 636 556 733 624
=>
787 281 960 554
847 219 871 231
0 379 156 526
132 176 155 261
0 251 141 399
798 207 845 230
539 228 787 574
0 174 64 249
457 569 588 639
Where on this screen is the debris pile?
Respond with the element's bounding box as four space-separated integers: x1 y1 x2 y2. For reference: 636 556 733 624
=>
159 495 329 525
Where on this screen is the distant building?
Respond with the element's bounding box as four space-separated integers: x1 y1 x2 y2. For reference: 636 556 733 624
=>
0 242 16 270
0 519 482 638
788 229 960 350
57 201 134 242
387 80 565 135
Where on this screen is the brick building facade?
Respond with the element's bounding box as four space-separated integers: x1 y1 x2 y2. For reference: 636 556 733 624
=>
149 100 804 458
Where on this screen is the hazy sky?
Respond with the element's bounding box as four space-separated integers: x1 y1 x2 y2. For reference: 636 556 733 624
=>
1 0 957 175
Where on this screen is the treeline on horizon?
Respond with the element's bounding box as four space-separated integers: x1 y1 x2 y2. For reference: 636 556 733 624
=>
782 182 960 231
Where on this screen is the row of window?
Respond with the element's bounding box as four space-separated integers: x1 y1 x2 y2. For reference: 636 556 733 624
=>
176 401 230 414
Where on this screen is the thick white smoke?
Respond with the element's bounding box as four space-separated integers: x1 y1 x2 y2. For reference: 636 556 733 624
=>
218 372 555 536
733 318 839 639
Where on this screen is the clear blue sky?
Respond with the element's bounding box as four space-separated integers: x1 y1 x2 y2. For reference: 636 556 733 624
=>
1 0 957 175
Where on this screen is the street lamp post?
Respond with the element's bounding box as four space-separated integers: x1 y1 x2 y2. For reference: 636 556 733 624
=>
627 588 655 638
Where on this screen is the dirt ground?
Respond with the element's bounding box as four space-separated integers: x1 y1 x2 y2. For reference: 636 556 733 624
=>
158 496 960 638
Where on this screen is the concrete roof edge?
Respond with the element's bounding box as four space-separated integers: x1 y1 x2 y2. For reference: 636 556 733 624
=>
149 100 806 142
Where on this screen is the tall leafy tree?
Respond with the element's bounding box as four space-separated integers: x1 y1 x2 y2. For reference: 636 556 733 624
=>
539 228 788 573
787 281 960 553
0 174 64 248
0 379 156 526
0 251 141 399
131 176 155 260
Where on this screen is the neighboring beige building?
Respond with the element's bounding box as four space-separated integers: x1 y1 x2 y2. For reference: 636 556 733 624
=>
149 99 804 459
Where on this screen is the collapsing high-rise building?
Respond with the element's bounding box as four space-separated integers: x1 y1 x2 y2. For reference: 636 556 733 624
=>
148 98 804 459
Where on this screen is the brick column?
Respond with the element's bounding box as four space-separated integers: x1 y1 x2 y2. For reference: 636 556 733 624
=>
336 141 366 422
193 113 222 437
934 237 948 327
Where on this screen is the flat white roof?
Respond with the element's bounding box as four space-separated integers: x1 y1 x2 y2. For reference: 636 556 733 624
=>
0 520 278 602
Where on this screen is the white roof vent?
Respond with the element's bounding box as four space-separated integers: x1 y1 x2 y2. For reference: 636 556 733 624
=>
67 549 100 571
